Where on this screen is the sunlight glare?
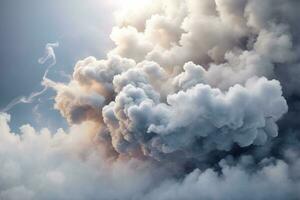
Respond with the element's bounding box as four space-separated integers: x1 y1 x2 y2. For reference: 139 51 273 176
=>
110 0 152 9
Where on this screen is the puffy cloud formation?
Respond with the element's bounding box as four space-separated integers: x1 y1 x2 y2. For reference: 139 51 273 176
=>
47 54 287 161
3 0 300 199
0 113 168 200
103 76 287 159
143 157 300 200
1 113 300 200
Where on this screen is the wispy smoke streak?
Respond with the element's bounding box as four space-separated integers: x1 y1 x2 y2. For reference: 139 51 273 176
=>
0 42 59 113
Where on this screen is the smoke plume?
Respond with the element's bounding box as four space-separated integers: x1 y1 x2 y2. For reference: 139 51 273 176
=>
2 0 300 199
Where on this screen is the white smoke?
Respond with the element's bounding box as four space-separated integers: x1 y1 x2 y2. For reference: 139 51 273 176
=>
1 42 59 113
0 112 299 200
2 0 300 199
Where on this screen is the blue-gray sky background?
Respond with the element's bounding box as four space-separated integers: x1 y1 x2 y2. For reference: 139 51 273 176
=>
0 0 115 131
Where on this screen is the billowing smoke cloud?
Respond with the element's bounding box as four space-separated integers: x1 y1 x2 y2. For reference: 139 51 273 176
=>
103 75 287 159
2 0 300 199
1 43 59 113
0 113 169 200
1 113 300 200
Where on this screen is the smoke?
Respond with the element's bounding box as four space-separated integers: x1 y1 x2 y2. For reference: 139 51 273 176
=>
1 42 59 113
2 0 300 199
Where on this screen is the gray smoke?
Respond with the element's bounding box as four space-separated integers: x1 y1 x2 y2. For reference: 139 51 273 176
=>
1 0 300 199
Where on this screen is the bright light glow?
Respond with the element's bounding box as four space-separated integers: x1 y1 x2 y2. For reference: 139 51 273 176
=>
110 0 152 9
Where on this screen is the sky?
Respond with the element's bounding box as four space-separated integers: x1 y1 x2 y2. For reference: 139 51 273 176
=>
0 0 114 131
1 0 300 200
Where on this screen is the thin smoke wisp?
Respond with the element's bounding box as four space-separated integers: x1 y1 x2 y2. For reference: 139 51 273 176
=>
1 42 59 113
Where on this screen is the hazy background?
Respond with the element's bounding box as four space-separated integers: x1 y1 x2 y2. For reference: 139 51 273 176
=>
0 0 115 131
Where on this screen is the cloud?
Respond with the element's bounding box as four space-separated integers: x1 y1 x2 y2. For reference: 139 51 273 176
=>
143 158 300 200
103 76 287 160
2 0 300 199
0 113 168 200
1 113 300 200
